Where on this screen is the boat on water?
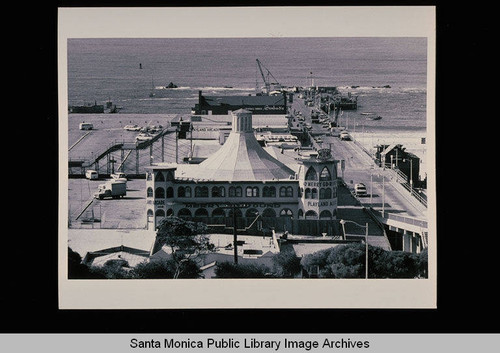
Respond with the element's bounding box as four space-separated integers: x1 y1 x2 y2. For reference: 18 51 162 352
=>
360 112 375 116
69 101 104 114
149 77 156 97
165 82 178 88
369 115 383 121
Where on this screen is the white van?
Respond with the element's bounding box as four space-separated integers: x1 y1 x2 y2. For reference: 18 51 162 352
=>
111 172 127 181
85 170 98 180
79 122 94 130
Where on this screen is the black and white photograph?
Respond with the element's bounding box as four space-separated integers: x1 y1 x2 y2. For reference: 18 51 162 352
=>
58 6 436 309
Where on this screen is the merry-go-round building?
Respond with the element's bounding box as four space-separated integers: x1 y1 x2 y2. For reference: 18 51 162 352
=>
145 109 340 235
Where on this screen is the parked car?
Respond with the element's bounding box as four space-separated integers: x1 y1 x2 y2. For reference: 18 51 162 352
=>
136 133 153 141
340 131 351 141
124 124 141 131
354 183 367 197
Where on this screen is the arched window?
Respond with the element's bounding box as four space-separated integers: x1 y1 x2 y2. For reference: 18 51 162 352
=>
286 186 293 197
325 188 332 199
155 187 165 198
319 167 331 181
305 188 311 199
166 170 175 181
166 208 174 216
212 208 226 217
146 172 152 181
177 186 185 197
147 187 153 198
280 208 293 217
228 208 243 218
311 188 318 199
229 186 242 197
147 209 154 217
246 186 259 197
262 208 277 218
298 209 304 218
212 186 225 197
305 166 317 180
185 186 192 198
319 210 332 219
245 208 259 218
155 209 165 217
305 210 318 220
195 186 209 197
155 172 165 182
319 188 326 199
177 208 192 218
263 186 276 197
279 186 287 197
166 187 174 198
195 208 209 217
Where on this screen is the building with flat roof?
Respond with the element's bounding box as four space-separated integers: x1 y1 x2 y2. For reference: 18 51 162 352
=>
145 109 340 235
192 91 287 115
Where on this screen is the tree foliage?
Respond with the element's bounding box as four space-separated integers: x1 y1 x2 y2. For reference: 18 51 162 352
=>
68 247 105 279
214 262 271 278
131 259 200 279
155 216 215 279
272 250 302 277
300 243 428 279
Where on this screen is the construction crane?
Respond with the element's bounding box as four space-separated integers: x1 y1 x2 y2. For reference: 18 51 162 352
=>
256 59 281 95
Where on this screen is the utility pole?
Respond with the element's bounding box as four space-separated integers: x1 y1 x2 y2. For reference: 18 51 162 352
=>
232 204 238 264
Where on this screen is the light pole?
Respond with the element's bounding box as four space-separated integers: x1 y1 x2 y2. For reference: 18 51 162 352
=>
382 173 386 217
402 158 414 191
339 219 369 279
370 165 374 207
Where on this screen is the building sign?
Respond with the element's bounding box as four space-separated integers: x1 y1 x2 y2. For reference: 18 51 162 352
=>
303 181 336 187
317 148 332 160
307 201 336 207
184 202 282 209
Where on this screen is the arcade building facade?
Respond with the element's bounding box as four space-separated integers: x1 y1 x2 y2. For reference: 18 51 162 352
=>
145 109 339 233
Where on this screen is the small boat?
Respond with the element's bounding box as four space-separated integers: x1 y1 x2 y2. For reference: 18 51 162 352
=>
360 112 375 116
165 82 178 88
149 76 156 97
369 115 383 121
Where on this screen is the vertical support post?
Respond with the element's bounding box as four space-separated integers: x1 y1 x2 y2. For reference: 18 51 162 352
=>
136 149 140 175
365 222 369 279
175 130 178 164
382 173 385 217
161 134 164 162
232 204 238 264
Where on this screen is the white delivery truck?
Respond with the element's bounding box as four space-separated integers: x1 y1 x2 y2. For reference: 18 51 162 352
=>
94 180 127 200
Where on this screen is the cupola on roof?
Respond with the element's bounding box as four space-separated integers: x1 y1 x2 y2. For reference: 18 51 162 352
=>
181 109 295 181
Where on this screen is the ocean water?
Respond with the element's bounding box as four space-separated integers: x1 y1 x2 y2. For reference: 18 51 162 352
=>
67 37 427 133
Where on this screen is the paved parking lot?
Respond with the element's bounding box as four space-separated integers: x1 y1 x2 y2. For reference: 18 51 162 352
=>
68 178 147 229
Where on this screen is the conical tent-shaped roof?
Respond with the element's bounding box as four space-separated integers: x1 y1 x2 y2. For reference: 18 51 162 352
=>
185 109 295 181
